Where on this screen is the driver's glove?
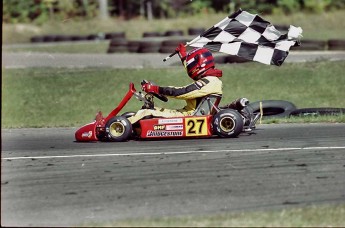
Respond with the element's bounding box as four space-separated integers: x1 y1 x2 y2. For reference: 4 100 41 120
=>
175 43 186 61
142 82 160 94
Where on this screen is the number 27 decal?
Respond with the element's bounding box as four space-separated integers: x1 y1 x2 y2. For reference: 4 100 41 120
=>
185 117 208 136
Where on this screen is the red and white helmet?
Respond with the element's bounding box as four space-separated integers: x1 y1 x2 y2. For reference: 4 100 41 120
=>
185 48 215 80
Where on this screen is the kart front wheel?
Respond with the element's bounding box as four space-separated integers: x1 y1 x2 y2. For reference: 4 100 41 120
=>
105 116 132 142
213 109 244 138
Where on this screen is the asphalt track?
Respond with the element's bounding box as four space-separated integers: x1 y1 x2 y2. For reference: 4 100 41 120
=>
2 123 345 226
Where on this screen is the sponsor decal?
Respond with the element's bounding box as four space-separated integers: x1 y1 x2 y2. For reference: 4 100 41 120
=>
82 131 93 138
158 118 183 124
166 125 184 130
154 125 166 130
146 131 183 137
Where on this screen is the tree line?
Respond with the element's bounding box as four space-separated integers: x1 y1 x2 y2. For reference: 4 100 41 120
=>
3 0 345 24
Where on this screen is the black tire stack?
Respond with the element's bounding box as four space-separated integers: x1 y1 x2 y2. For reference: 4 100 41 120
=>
328 39 345 50
289 108 345 117
107 38 128 53
127 41 141 53
188 27 205 36
143 32 162 38
137 41 162 53
164 30 184 37
107 32 128 53
159 39 188 53
291 40 327 51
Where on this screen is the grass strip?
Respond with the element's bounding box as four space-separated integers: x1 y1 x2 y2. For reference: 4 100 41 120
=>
80 203 345 227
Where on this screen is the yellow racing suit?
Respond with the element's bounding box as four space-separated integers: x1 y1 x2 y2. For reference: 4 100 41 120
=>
128 72 223 124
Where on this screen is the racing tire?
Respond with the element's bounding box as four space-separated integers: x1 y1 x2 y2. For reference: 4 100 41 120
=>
213 109 244 138
247 100 297 119
105 116 132 142
289 108 345 117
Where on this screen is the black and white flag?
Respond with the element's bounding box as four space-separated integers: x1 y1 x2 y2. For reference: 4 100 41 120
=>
187 9 303 66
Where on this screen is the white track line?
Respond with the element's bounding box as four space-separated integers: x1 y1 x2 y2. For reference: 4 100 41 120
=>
2 146 345 161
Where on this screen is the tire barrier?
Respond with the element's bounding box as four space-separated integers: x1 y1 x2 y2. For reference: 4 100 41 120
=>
30 36 45 43
289 108 345 117
107 38 128 53
55 35 72 42
87 34 103 40
247 100 297 119
291 39 327 51
188 27 205 36
71 35 88 41
137 41 162 53
29 28 344 51
159 39 188 53
328 39 345 50
127 41 141 53
105 32 125 40
164 30 184 37
143 32 162 37
42 35 56 42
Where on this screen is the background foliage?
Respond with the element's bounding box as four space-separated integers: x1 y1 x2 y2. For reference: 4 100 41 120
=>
3 0 345 24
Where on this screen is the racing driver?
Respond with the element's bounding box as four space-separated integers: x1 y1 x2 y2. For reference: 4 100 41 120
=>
127 43 223 124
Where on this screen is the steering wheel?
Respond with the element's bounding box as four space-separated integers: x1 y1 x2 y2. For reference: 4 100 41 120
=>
141 80 168 102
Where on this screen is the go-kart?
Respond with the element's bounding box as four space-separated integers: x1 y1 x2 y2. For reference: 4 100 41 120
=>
75 81 261 142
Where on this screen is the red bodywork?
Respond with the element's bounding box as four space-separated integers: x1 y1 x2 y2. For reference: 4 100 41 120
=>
75 83 136 142
75 83 214 142
139 115 213 139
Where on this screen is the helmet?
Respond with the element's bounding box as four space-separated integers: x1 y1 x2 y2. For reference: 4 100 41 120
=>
185 48 215 80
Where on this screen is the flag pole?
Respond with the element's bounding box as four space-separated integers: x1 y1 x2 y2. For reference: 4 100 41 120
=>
162 36 202 62
162 51 178 62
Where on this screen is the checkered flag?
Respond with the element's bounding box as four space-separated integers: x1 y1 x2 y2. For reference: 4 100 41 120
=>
186 9 303 66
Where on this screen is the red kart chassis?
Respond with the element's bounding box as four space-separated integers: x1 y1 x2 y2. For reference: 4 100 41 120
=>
75 82 258 142
75 83 216 142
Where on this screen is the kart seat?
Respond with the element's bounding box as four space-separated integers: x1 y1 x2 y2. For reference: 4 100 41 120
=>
192 94 222 116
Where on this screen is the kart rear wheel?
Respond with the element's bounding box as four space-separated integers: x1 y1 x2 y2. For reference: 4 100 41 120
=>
213 109 244 138
105 116 132 142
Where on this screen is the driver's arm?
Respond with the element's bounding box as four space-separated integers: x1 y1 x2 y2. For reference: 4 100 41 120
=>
159 78 213 99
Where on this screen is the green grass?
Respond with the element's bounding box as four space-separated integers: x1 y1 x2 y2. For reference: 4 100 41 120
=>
3 10 345 45
2 61 345 128
81 203 345 227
